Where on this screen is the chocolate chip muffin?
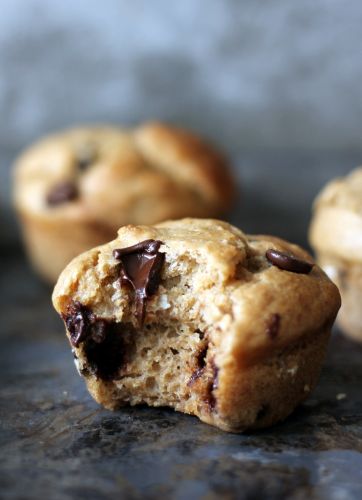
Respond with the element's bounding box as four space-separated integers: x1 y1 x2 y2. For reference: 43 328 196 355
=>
13 123 235 283
309 168 362 342
52 218 340 432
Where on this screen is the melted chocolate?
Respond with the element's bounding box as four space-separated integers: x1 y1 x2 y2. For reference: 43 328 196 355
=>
266 313 280 340
83 324 126 380
63 301 107 347
187 345 218 411
113 240 165 325
47 181 78 206
266 249 313 274
63 301 126 380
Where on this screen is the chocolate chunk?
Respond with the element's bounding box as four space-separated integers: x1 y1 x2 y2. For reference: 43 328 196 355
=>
113 240 165 325
76 143 97 171
266 249 313 274
63 301 127 380
64 301 89 347
187 346 218 411
47 181 78 206
84 323 126 380
266 313 280 340
90 319 108 344
63 301 106 347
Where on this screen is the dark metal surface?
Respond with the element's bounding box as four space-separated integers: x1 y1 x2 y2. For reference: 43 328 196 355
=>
1 247 362 500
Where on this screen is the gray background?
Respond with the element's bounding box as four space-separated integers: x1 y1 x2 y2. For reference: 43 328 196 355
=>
1 0 362 247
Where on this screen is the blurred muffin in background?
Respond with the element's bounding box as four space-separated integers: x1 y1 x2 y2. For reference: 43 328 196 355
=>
309 167 362 342
13 122 236 283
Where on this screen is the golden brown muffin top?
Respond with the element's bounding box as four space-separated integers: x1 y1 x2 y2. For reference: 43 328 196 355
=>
53 218 340 366
13 123 235 229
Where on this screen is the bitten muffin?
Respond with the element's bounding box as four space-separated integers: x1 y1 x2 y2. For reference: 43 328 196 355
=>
309 168 362 342
13 123 235 283
52 218 340 432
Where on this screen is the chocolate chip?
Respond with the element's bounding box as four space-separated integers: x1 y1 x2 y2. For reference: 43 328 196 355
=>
266 313 280 340
113 240 165 326
63 301 128 380
63 301 106 347
91 319 108 344
76 143 97 171
63 301 89 347
266 249 313 274
47 181 78 206
187 345 219 411
84 323 126 380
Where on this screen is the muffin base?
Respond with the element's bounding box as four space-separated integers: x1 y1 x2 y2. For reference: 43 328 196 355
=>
18 212 114 283
79 319 331 433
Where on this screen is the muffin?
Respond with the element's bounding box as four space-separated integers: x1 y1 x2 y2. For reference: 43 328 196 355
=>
52 218 340 432
13 123 235 283
309 167 362 342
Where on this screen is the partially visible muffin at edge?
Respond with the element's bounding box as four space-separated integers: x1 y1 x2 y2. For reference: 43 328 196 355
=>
309 167 362 342
13 122 236 283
